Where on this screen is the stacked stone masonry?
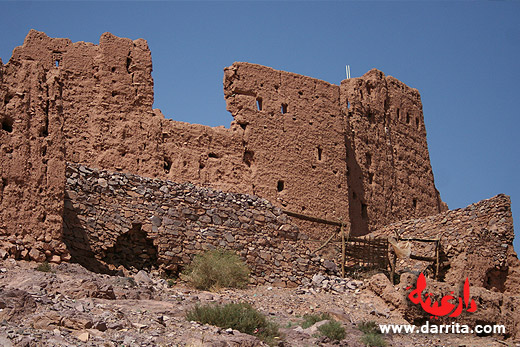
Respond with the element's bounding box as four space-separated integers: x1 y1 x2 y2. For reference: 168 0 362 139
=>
64 163 322 286
371 194 520 293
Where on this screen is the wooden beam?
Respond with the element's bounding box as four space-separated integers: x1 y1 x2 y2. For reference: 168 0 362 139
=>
341 223 345 278
398 237 439 243
409 254 436 262
282 210 343 226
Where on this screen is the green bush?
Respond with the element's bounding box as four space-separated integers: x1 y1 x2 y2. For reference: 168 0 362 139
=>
186 302 279 344
359 321 386 347
301 313 332 329
360 332 387 347
35 262 53 273
358 320 378 334
183 249 249 290
318 320 346 341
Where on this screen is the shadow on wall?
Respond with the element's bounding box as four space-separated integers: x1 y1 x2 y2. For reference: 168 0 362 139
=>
62 197 114 274
102 223 158 271
344 132 369 236
62 197 160 275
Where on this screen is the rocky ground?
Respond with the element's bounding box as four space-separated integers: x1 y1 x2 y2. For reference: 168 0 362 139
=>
0 259 517 347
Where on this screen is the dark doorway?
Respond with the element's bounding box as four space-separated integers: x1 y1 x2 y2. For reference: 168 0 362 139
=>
104 223 158 271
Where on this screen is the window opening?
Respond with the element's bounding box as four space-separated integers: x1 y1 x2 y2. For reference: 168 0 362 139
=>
164 158 172 174
1 117 13 133
256 97 263 111
277 180 284 192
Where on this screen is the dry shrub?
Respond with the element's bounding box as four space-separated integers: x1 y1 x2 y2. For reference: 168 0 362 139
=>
186 302 279 344
183 249 249 290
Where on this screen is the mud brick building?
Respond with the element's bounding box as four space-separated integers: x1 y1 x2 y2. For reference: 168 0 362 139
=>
0 31 517 293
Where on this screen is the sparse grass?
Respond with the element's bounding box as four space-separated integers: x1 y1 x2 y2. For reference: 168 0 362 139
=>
167 279 175 287
360 332 387 347
186 302 279 345
345 266 383 281
183 249 249 291
301 313 331 329
358 321 386 347
284 321 298 328
35 262 53 273
317 320 346 341
358 320 378 334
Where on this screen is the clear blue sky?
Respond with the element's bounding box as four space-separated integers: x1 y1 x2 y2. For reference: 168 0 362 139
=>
2 1 519 252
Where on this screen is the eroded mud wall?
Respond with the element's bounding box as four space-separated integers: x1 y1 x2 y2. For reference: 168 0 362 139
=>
223 63 350 237
341 69 447 234
0 32 67 262
1 31 447 254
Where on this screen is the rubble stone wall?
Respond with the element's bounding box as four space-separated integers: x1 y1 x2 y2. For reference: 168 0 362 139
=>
63 163 323 287
371 194 519 293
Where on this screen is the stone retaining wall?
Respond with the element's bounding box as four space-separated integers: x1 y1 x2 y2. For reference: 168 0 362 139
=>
371 194 520 293
63 163 323 287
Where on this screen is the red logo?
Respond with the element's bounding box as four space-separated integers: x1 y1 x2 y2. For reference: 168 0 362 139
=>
406 273 477 319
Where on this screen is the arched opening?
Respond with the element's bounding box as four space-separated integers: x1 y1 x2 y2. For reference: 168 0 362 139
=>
103 223 158 271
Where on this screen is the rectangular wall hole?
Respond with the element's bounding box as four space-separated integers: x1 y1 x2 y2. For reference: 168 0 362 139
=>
317 146 323 161
277 180 284 192
243 150 254 167
256 97 263 111
163 157 172 174
368 172 374 184
281 103 288 114
406 112 410 124
2 117 13 133
413 199 417 209
416 117 420 129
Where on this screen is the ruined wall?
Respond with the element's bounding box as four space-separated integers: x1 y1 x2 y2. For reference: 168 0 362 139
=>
5 31 254 198
0 33 67 261
158 118 252 195
63 163 324 287
371 194 519 293
341 69 447 235
1 30 447 251
223 62 350 239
